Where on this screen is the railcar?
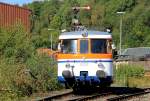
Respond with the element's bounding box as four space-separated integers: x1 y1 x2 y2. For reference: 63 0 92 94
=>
57 30 113 91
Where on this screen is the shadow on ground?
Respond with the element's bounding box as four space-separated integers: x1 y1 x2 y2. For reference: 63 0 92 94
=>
73 87 145 95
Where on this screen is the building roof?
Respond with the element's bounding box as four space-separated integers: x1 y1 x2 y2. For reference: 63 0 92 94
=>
59 30 112 39
118 47 150 61
122 47 150 57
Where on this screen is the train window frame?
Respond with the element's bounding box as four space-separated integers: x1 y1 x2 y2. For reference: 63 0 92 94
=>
79 39 89 54
107 39 112 54
90 39 108 54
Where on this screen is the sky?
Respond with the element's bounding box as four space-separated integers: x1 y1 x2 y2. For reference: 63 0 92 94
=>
0 0 34 6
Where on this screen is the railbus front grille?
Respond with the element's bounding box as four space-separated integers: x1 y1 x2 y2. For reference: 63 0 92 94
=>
80 71 88 77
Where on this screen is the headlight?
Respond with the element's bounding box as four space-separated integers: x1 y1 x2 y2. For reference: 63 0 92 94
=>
98 63 105 69
65 63 71 68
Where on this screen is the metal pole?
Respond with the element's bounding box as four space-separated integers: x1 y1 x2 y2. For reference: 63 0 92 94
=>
120 16 122 55
48 29 53 50
48 28 61 50
51 33 52 50
117 12 125 55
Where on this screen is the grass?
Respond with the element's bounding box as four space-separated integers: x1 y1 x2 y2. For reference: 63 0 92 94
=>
127 76 150 88
113 76 150 88
113 64 150 88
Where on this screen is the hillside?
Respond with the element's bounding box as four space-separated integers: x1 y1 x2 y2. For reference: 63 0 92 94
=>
27 0 150 49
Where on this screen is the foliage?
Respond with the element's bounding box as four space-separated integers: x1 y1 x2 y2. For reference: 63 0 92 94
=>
0 24 33 62
26 55 61 92
1 0 150 99
27 0 150 48
0 24 62 100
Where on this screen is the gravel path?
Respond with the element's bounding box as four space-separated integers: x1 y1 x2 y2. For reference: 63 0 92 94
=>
127 93 150 101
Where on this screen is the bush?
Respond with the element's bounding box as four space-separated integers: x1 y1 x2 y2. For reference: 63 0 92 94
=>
0 25 62 100
26 54 62 92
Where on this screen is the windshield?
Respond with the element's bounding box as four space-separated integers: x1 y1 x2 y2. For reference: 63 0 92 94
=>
91 39 107 53
80 40 88 54
61 39 77 54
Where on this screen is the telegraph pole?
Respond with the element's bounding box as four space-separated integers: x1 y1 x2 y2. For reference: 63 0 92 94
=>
48 29 53 50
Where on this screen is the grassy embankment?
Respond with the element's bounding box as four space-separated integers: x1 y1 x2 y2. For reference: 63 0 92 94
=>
114 64 150 88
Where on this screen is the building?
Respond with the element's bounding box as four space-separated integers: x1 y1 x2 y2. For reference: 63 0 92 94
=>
0 2 31 31
115 47 150 71
121 47 150 60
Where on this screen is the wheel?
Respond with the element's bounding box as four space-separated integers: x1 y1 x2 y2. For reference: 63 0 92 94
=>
100 82 111 88
73 84 81 93
65 82 70 89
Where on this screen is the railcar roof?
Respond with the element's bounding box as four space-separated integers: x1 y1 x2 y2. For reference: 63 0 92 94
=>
59 30 112 39
61 30 111 35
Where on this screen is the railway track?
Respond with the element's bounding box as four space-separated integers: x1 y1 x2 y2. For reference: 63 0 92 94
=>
69 92 116 101
35 87 150 101
36 91 115 101
107 88 150 101
36 90 74 101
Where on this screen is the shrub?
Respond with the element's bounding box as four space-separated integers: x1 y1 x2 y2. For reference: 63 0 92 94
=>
26 54 62 92
0 25 62 100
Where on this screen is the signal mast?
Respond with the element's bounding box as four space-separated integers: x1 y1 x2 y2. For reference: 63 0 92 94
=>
71 6 91 31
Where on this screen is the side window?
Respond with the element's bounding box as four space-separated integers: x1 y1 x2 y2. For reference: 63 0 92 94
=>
107 40 112 53
80 40 88 53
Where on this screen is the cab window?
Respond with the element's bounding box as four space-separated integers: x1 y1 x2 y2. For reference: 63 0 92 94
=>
91 39 107 53
61 39 77 54
80 40 88 54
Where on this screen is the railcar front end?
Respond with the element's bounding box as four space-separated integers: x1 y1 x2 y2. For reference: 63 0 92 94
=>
57 31 113 89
